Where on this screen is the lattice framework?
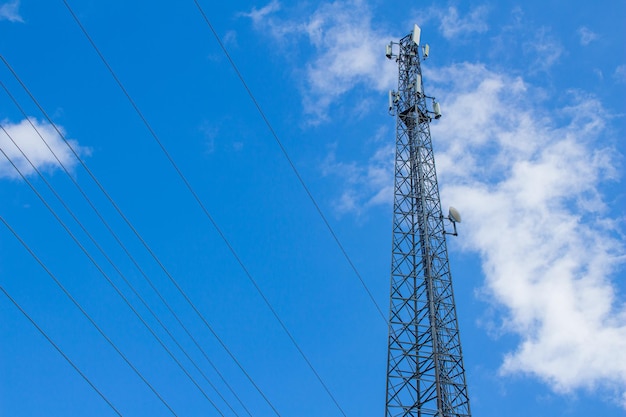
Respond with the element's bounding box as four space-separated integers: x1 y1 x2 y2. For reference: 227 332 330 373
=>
384 29 471 417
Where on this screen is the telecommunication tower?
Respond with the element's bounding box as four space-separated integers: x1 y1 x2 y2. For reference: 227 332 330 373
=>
384 25 471 417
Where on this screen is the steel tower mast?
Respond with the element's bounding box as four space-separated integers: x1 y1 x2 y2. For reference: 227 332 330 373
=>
384 25 471 417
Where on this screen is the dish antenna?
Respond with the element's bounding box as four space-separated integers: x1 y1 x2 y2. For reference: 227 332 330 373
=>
448 206 461 223
444 206 461 236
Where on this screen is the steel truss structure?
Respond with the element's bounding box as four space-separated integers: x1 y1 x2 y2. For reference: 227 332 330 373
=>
384 27 471 417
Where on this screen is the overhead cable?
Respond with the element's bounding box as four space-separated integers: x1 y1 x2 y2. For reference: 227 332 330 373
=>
0 117 241 416
0 285 124 417
62 1 350 414
192 0 387 323
0 78 252 417
0 214 180 417
0 132 227 416
2 50 275 417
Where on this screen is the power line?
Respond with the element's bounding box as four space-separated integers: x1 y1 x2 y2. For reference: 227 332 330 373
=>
0 131 227 417
0 78 253 417
0 117 242 416
191 0 387 324
0 285 124 417
0 214 180 417
2 52 277 416
59 1 349 415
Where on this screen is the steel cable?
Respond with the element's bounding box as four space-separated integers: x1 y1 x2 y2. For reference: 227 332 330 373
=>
0 129 226 416
0 215 180 417
2 49 277 416
0 118 240 416
0 78 253 417
0 285 124 417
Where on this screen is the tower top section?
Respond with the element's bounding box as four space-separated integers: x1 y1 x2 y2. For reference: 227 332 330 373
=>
386 24 441 120
385 24 429 61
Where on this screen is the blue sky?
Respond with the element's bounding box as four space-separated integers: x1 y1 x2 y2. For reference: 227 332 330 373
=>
1 0 625 416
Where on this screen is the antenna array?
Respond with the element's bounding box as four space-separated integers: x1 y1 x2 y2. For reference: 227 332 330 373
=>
384 25 472 417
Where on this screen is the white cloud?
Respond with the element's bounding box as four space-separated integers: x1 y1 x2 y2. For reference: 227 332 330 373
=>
524 27 564 72
334 62 626 404
245 0 626 407
0 0 23 23
614 65 626 84
429 5 489 40
222 30 238 48
578 26 599 46
244 0 396 121
241 0 296 40
431 65 626 401
484 8 564 73
300 0 396 120
242 0 281 26
321 129 394 216
0 118 88 179
244 0 626 407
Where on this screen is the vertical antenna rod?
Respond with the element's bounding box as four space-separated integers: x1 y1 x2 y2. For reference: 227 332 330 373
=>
384 25 471 417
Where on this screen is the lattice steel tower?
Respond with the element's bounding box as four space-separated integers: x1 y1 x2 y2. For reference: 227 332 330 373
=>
384 25 471 417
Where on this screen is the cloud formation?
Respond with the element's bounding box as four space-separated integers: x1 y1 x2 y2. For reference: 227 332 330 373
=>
243 0 281 27
429 5 489 39
244 0 396 121
578 26 599 46
524 27 564 72
0 0 23 23
614 65 626 84
321 127 394 215
0 118 88 179
428 64 625 404
246 1 626 404
332 61 626 405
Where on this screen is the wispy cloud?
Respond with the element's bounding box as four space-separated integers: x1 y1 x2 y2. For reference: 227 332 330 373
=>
245 0 626 408
0 118 88 179
428 5 489 40
244 0 626 407
429 64 625 403
222 30 238 48
524 26 564 72
242 0 281 25
243 0 396 122
0 0 23 23
614 65 626 84
331 61 626 405
321 127 394 216
578 26 599 46
486 8 565 74
241 0 293 39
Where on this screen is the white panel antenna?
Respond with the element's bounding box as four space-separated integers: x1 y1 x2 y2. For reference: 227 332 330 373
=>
412 24 421 45
416 74 422 97
433 101 442 119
